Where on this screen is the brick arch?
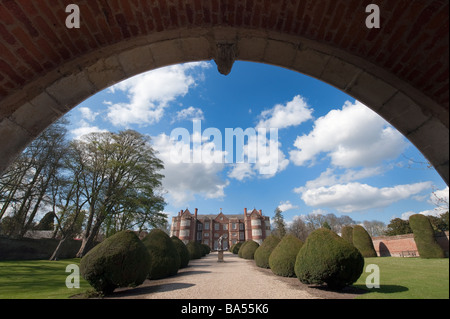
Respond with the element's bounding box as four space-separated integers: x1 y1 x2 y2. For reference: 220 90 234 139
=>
0 1 448 184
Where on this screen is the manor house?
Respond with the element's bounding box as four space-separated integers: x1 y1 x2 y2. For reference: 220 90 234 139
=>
170 208 271 250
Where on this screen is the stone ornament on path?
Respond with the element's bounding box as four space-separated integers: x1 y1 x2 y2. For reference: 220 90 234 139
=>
218 234 228 262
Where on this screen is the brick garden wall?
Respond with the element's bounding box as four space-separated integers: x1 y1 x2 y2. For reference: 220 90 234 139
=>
372 231 449 258
0 237 82 260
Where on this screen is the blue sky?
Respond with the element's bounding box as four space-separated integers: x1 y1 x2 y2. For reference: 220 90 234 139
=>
67 61 448 226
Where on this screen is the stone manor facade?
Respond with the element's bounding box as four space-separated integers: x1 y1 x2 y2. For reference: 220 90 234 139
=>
170 208 271 250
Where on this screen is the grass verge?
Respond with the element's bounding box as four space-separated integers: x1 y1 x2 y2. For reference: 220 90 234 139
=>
353 257 449 299
0 259 92 299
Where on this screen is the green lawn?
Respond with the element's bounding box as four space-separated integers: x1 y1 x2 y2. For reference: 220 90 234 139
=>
0 259 92 299
354 257 449 299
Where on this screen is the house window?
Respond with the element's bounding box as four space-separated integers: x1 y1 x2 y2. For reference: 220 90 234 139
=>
223 224 228 230
232 223 237 230
204 232 209 237
239 223 244 230
214 223 220 231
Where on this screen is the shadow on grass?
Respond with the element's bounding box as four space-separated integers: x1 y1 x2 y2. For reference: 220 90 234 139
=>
306 284 409 297
352 284 409 294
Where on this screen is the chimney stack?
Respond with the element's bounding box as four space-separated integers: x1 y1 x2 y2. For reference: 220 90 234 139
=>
259 209 262 216
195 208 198 219
244 208 247 217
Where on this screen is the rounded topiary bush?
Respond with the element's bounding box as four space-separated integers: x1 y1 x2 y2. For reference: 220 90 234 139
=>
268 235 304 277
240 240 260 260
186 241 203 260
171 236 190 269
232 242 243 254
254 235 281 269
409 214 445 258
352 225 377 257
80 230 151 295
238 241 251 258
295 228 364 290
341 225 353 244
142 229 181 280
201 243 211 256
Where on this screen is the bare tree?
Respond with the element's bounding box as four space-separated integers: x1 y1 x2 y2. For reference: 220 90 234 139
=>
0 118 68 238
288 216 309 241
362 220 386 237
73 130 166 257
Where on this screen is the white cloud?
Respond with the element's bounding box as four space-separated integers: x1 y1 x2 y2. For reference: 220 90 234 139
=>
400 211 416 220
289 100 408 168
401 209 444 220
296 166 385 192
256 95 313 130
401 186 450 220
227 133 289 181
79 107 99 122
227 163 255 181
106 62 211 127
174 107 205 123
278 201 299 212
152 133 229 206
70 120 108 140
430 186 449 208
298 181 432 213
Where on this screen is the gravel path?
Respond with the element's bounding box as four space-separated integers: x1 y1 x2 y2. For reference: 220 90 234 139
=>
108 252 361 299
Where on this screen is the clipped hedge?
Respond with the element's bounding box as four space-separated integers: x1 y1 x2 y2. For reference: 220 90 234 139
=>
409 214 445 258
254 235 281 269
171 236 190 269
201 243 211 256
295 228 364 290
231 242 243 254
352 225 377 257
142 229 181 280
80 230 150 294
239 240 260 260
186 241 203 260
238 241 251 258
268 235 304 277
341 225 353 244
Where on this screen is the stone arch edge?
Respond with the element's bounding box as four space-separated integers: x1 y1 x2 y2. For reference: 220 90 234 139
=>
0 27 448 184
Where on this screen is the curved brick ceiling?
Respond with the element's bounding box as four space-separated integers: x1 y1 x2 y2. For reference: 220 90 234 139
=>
0 0 448 184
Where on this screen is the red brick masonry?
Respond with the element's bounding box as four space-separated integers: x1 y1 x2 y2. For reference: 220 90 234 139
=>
372 231 449 257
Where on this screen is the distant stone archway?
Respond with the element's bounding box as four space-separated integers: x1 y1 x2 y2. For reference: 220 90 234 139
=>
0 1 448 184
